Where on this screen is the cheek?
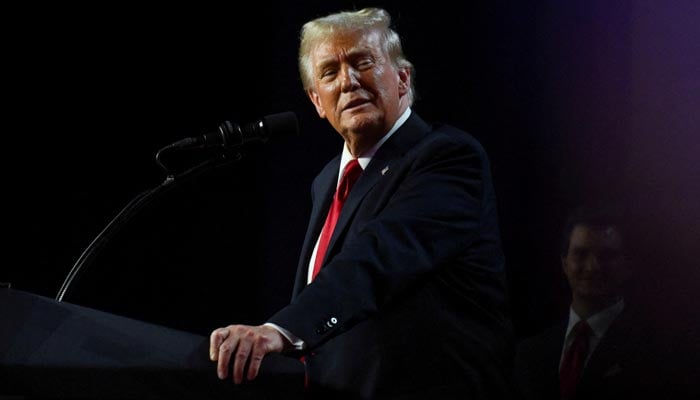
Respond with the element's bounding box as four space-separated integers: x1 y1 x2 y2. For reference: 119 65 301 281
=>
374 86 392 101
565 263 585 279
374 69 400 92
563 263 576 279
319 88 340 108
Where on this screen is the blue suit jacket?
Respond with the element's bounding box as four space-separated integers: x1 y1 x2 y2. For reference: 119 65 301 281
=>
269 112 513 399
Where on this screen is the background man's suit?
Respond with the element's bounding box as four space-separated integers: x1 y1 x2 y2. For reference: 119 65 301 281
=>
269 112 513 399
513 303 693 400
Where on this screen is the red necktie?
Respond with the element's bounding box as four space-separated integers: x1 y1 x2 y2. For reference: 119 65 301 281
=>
560 320 592 400
311 159 362 281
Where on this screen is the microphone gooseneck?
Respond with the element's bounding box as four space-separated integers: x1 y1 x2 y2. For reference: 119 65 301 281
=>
57 110 300 302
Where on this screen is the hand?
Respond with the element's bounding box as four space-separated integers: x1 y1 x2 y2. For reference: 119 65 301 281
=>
209 324 285 384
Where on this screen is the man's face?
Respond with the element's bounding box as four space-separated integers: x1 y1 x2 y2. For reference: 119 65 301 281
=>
562 224 629 303
306 28 410 155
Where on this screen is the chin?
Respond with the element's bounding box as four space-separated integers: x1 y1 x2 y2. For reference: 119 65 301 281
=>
577 287 616 301
344 113 383 132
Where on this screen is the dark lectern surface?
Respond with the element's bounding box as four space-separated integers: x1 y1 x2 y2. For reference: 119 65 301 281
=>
0 288 305 399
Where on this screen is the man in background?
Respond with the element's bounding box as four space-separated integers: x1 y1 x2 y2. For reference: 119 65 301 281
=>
513 205 690 399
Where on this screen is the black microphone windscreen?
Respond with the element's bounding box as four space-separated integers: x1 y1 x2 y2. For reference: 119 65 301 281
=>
263 111 299 140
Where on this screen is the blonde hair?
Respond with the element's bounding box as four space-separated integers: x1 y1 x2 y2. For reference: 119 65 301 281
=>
298 8 415 105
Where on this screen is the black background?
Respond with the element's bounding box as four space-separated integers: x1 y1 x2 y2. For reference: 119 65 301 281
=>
4 0 699 342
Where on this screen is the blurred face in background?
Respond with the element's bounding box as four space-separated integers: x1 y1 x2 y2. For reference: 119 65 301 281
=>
562 224 630 308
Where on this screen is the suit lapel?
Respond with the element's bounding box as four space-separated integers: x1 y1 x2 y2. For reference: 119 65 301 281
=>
293 113 432 297
292 157 339 298
321 159 383 263
546 322 567 398
322 113 431 270
580 308 631 387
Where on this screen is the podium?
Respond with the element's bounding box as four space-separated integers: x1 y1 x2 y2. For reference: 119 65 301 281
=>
0 288 305 399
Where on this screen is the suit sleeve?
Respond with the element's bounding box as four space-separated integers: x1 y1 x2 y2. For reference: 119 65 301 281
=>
269 132 493 350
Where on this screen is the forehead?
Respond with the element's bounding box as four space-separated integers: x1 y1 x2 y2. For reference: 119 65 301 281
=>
310 28 383 64
569 224 623 249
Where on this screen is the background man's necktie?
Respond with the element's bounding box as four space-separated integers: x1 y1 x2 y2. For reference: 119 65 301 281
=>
311 159 362 281
560 319 592 400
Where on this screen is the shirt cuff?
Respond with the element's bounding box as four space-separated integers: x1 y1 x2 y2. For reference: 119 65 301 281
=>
263 322 306 350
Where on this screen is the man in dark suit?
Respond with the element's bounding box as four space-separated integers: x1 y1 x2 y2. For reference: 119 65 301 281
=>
209 8 513 399
513 205 685 400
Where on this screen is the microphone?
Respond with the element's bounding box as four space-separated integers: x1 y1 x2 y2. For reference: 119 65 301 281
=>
170 111 299 149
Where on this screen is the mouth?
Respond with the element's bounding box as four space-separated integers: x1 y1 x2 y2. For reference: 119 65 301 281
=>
343 98 371 111
578 277 606 288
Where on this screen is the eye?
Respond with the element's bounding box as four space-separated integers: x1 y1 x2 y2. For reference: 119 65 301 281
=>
320 68 337 80
356 58 374 70
571 248 589 260
598 248 622 263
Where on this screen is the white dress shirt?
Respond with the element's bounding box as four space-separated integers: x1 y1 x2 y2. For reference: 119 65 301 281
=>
559 298 626 370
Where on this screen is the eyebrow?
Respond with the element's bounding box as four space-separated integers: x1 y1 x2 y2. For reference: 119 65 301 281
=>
315 47 375 70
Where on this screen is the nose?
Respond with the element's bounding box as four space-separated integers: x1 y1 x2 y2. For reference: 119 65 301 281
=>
339 65 360 92
584 255 601 272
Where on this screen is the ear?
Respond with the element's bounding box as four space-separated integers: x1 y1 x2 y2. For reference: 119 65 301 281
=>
307 89 327 119
397 67 411 96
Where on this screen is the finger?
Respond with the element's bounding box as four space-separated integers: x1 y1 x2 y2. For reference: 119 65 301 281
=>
209 328 230 361
217 335 239 380
246 336 269 381
233 332 254 384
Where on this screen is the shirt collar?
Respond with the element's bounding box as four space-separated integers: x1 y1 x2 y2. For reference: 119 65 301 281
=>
336 107 412 185
565 298 626 340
